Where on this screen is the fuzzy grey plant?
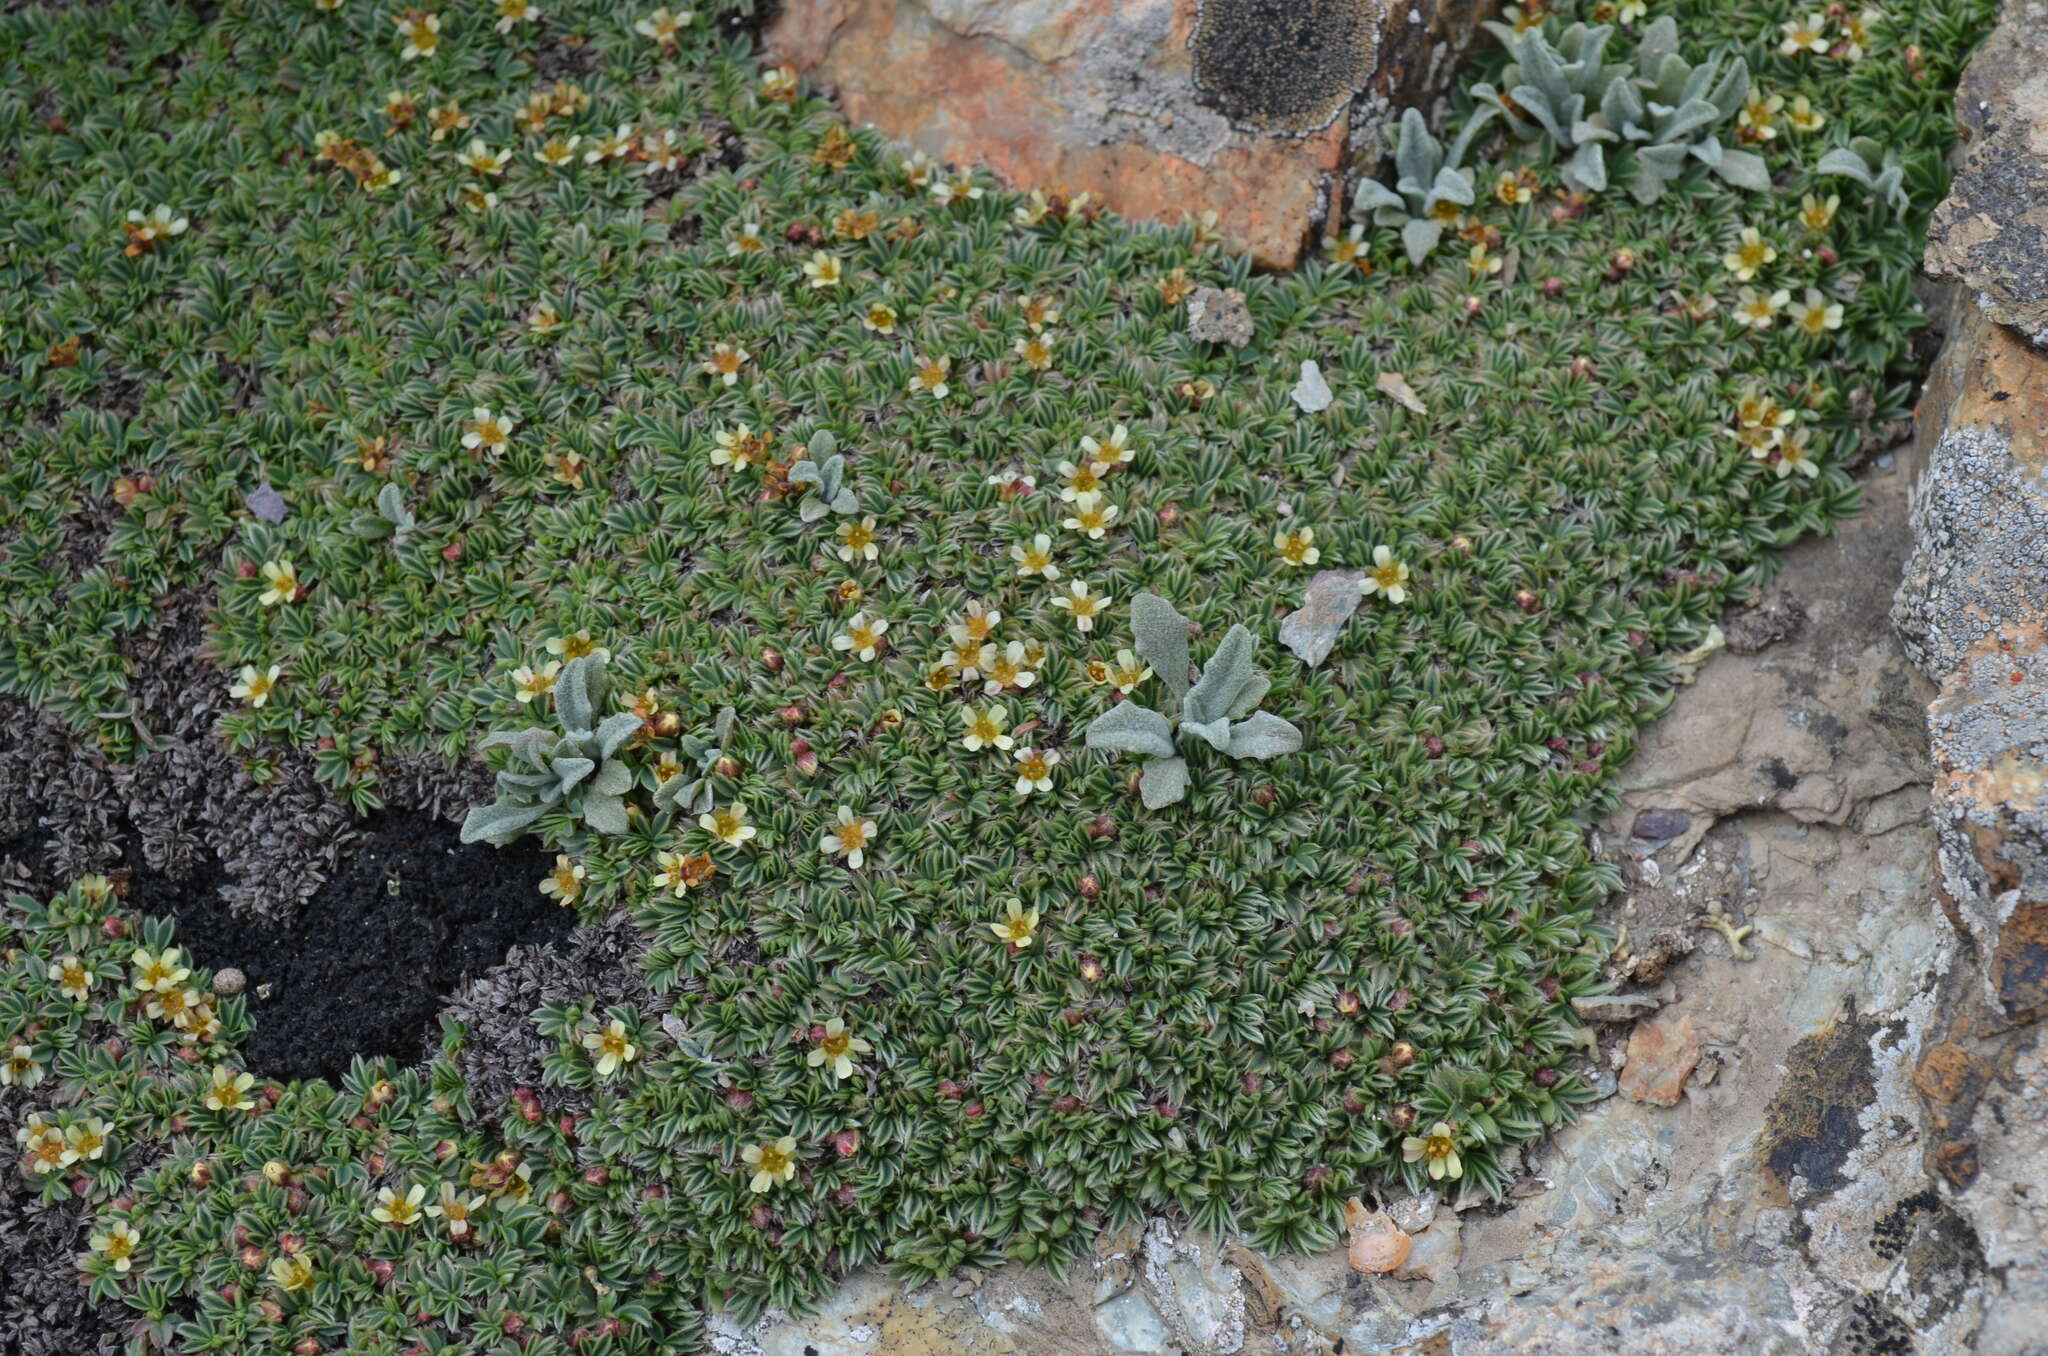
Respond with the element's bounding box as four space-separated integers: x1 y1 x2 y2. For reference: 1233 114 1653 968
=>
1084 593 1303 809
1472 17 1766 202
1816 136 1909 212
460 655 642 845
1351 106 1496 265
788 430 858 522
347 483 416 544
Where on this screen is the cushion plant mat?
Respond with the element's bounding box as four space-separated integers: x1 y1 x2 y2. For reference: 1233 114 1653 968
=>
0 0 1993 1348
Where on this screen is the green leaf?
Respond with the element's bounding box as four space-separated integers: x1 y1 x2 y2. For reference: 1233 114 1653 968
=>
591 759 633 796
583 790 628 835
459 801 546 846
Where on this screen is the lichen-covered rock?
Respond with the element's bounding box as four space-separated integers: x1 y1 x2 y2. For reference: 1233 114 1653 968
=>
1923 0 2048 345
764 0 1498 267
1184 285 1251 346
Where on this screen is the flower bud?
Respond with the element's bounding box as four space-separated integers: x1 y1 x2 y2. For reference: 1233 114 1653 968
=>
1389 1102 1418 1129
1389 1040 1418 1067
1077 873 1100 899
723 1087 755 1112
262 1160 292 1186
832 1129 860 1157
100 916 128 940
368 1258 395 1286
1078 956 1104 983
714 755 741 779
189 1160 214 1188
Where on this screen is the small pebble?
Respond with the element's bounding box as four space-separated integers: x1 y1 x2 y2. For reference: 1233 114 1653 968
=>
212 967 247 997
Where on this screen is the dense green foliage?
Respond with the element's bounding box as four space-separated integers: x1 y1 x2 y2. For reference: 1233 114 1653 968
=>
0 0 1993 1349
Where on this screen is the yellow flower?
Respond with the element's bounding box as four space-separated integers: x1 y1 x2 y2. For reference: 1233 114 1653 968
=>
583 124 636 164
230 664 281 708
634 6 692 44
1467 242 1503 278
1778 12 1827 55
741 1136 798 1193
463 405 517 455
759 66 798 103
1012 746 1058 796
539 854 585 904
1774 430 1822 480
545 629 607 663
394 8 440 60
1721 227 1777 281
146 985 199 1025
1799 192 1839 231
727 220 766 256
258 560 298 607
836 515 880 563
89 1220 142 1273
426 1182 487 1237
1401 1121 1463 1181
1012 332 1056 371
130 947 190 993
805 1017 872 1080
699 804 756 847
960 703 1013 753
1056 458 1105 501
1840 7 1879 63
831 612 888 662
1786 95 1826 133
18 1114 70 1170
820 805 877 869
1 1043 42 1089
1050 580 1107 632
122 204 189 254
77 874 114 903
703 342 750 386
1103 648 1153 694
801 251 843 289
1011 532 1061 581
456 185 498 214
1274 526 1319 567
372 1183 427 1227
1733 287 1790 330
930 169 982 206
528 300 566 335
978 641 1037 695
1791 288 1844 338
270 1254 315 1292
512 660 560 704
536 134 582 167
1062 491 1118 539
1494 170 1534 206
1324 222 1370 269
204 1065 256 1113
582 1019 638 1076
988 897 1040 948
711 422 768 470
1079 424 1134 469
948 600 1000 647
908 354 951 399
860 300 898 335
494 0 540 33
50 954 95 1001
65 1117 111 1162
1359 545 1410 604
457 139 510 175
1736 91 1784 141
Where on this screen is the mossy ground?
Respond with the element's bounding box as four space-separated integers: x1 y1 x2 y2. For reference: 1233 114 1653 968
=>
0 0 1995 1349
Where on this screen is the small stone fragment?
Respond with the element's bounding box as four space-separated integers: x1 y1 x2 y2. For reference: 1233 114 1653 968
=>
1374 370 1428 414
246 482 288 523
1186 286 1252 347
1619 1012 1702 1107
1570 989 1667 1024
1279 570 1363 667
1630 808 1690 841
212 967 247 997
1290 359 1332 412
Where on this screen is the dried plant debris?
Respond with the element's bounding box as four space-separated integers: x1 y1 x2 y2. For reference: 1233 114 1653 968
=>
0 0 1997 1348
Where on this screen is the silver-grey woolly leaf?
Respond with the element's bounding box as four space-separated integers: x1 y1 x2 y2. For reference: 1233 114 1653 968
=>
553 656 599 733
376 483 415 539
1401 218 1444 267
1225 712 1303 759
1084 702 1176 759
582 790 628 836
549 756 595 791
590 760 634 796
1182 625 1259 727
460 800 547 845
1131 593 1191 701
798 495 830 523
1712 146 1770 191
596 712 642 759
829 487 859 515
651 775 685 811
1179 716 1231 753
1139 756 1189 809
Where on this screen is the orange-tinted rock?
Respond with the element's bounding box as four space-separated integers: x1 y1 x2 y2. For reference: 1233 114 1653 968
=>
1619 1012 1701 1108
765 0 1498 267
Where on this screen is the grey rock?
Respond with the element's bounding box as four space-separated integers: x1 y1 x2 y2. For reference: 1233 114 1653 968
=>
1093 1290 1171 1353
1630 807 1691 842
1278 570 1363 667
1570 989 1668 1024
245 480 288 523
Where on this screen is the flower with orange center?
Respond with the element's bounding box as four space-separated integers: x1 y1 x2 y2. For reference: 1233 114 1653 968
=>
90 1221 142 1273
1055 458 1104 502
539 854 585 904
820 806 877 869
742 1136 798 1192
131 947 190 993
1798 193 1838 231
582 1019 638 1076
1013 746 1058 796
427 1183 487 1237
1359 546 1411 604
699 804 756 847
50 954 95 1001
1401 1121 1464 1180
908 354 951 399
1021 294 1061 332
960 703 1013 753
703 342 750 386
1011 532 1061 581
394 9 440 60
1721 227 1777 281
651 850 715 896
989 898 1040 949
1012 332 1056 371
463 406 517 456
832 612 888 662
204 1065 256 1113
1051 580 1108 632
1274 526 1320 567
230 664 281 708
978 641 1037 694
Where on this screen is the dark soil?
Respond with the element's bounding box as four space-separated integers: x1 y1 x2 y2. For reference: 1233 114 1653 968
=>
146 815 572 1082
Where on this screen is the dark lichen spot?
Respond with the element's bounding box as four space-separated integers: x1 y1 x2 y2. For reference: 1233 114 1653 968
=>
1762 756 1800 791
1758 1008 1880 1202
1189 0 1381 135
1836 1292 1915 1356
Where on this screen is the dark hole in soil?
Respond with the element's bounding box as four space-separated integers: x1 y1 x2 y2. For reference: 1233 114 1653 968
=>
139 814 570 1083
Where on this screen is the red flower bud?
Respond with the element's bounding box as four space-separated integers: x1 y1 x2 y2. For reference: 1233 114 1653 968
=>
761 647 784 672
235 561 258 579
937 1080 962 1099
101 916 128 940
723 1088 755 1112
1077 873 1100 899
832 1129 860 1157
